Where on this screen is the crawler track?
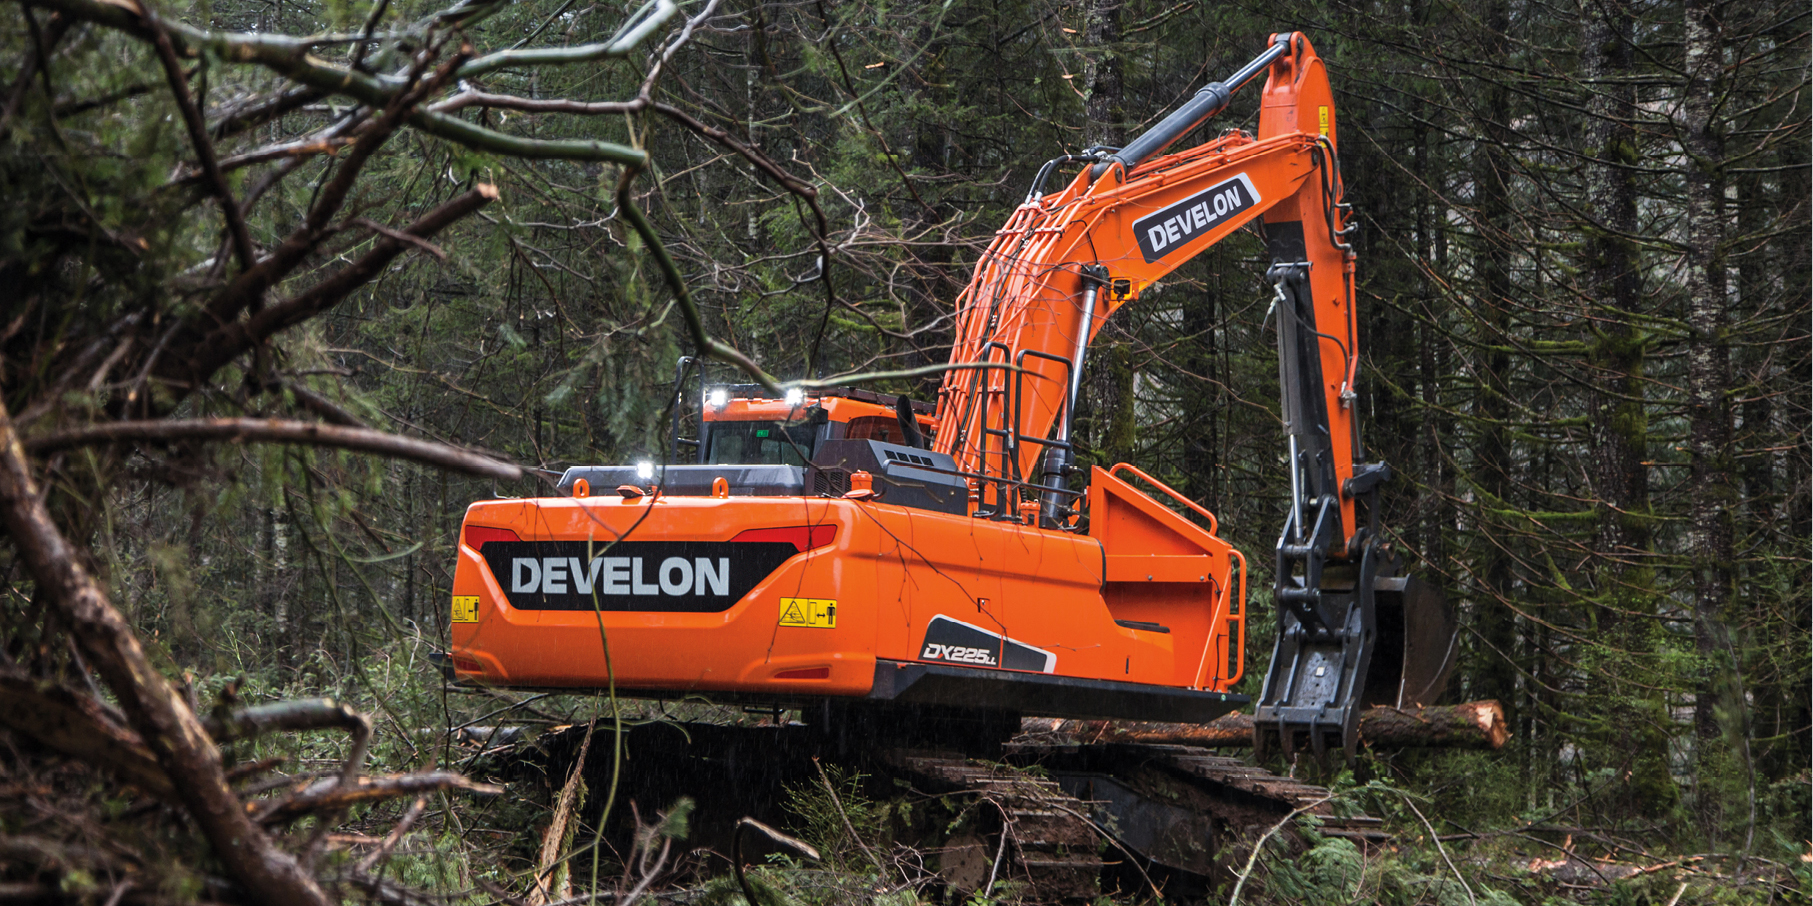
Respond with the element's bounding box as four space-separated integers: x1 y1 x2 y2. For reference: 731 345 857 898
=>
1005 739 1384 880
505 716 1387 901
881 750 1104 899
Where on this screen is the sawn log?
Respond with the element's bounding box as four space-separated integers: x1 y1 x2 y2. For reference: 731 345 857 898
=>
1022 701 1508 751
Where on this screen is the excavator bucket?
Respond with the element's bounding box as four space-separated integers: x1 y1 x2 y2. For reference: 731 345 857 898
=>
1254 549 1458 762
1368 574 1458 710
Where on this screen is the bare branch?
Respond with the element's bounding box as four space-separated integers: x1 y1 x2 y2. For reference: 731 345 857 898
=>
25 417 522 480
430 90 641 116
455 0 680 79
22 0 649 165
142 0 255 272
615 174 782 392
256 771 501 823
172 183 498 389
204 699 372 787
355 796 428 872
279 380 370 427
208 136 358 176
351 217 447 260
792 361 1022 391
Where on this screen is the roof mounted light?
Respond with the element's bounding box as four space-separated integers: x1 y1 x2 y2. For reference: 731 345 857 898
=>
706 388 729 409
635 460 655 481
784 387 805 407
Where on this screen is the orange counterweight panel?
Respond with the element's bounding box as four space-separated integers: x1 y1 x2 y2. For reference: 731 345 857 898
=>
449 492 1192 696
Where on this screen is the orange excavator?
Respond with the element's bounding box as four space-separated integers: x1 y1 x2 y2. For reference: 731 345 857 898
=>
448 32 1455 766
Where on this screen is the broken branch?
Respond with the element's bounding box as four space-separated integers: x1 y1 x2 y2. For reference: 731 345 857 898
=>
0 670 176 801
256 771 501 824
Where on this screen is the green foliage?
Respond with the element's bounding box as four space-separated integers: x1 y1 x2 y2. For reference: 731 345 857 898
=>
1264 834 1365 901
782 764 884 875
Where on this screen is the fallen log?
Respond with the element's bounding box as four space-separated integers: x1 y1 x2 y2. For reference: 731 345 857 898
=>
1022 701 1508 751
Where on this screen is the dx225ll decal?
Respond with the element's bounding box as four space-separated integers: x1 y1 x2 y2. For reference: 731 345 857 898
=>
918 615 1056 673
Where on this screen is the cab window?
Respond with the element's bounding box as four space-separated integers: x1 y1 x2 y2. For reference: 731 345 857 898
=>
704 420 816 466
845 416 905 444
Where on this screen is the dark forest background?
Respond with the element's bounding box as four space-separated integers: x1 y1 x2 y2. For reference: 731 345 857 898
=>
0 0 1806 902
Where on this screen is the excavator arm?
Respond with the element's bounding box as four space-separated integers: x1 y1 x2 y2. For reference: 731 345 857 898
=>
930 33 1456 759
932 35 1358 527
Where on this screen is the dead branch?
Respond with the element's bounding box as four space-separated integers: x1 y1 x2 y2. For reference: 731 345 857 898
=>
532 720 595 904
0 835 128 873
141 0 256 272
256 771 501 824
0 399 333 906
204 698 372 786
430 90 642 115
26 417 520 481
351 217 447 260
615 176 781 392
0 671 175 801
195 38 466 328
173 183 498 386
278 380 369 428
21 0 649 167
355 796 427 873
208 136 359 175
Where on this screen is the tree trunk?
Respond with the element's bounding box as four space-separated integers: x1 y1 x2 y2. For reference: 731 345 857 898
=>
1681 0 1735 749
1467 0 1521 728
1081 0 1122 150
1080 0 1134 470
1582 0 1650 564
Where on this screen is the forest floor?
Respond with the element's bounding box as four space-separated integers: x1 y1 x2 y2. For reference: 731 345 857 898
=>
5 665 1802 906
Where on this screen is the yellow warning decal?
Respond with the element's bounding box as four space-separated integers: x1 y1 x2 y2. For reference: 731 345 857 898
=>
451 596 479 623
779 597 837 628
1318 106 1330 136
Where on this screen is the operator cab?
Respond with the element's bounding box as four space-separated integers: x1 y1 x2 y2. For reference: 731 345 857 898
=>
695 383 934 467
556 364 963 513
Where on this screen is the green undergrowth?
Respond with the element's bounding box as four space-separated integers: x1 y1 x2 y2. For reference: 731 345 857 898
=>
121 619 1810 906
